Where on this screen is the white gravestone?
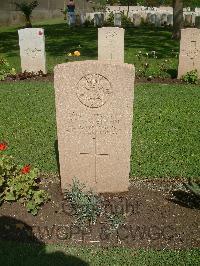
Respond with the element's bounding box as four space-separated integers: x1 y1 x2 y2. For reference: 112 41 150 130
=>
161 14 168 25
155 14 161 27
114 13 122 27
54 61 135 193
167 14 173 26
150 14 156 25
94 13 104 27
98 27 124 63
18 28 46 74
133 14 142 27
178 28 200 78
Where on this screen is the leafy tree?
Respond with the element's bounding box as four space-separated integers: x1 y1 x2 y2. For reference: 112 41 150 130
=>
14 1 38 28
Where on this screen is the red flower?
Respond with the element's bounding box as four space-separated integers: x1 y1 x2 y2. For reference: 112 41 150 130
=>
0 143 7 151
21 165 31 174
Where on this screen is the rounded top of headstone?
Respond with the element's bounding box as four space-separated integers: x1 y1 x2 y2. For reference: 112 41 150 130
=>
54 60 134 73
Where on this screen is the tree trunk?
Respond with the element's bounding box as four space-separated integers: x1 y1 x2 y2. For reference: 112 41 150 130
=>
25 15 32 28
127 1 130 17
172 0 183 40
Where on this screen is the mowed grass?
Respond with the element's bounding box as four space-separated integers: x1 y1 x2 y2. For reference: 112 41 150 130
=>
0 81 200 178
0 18 179 75
0 241 199 266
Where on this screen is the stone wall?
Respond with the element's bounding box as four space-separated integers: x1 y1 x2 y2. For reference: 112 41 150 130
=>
0 0 92 26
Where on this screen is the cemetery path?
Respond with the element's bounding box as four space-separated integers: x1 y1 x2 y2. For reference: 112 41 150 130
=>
0 176 199 249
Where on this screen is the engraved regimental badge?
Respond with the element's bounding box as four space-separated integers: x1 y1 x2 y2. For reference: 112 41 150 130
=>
76 73 112 108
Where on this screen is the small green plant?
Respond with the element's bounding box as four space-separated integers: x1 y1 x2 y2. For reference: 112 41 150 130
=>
182 70 199 84
157 59 173 79
106 212 125 231
184 177 200 198
0 57 16 81
64 178 103 227
135 50 155 78
121 12 134 28
14 1 38 28
105 11 114 26
135 49 178 79
0 142 49 215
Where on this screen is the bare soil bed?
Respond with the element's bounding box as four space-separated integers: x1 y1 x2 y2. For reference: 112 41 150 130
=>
0 176 199 249
1 73 187 85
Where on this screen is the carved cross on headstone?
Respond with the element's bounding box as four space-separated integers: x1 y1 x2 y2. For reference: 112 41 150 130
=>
80 132 109 183
183 40 199 68
190 41 198 67
191 40 197 48
98 27 124 63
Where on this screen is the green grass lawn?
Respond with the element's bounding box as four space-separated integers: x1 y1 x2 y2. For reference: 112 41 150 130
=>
0 81 199 179
0 18 179 77
0 19 199 264
0 241 199 266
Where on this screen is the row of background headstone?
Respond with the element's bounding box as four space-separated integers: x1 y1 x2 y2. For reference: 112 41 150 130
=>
105 5 200 13
17 26 200 194
18 26 200 80
82 11 200 28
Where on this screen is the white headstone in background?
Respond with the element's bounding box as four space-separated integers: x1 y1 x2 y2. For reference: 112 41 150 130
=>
150 14 156 25
94 13 104 27
114 13 121 27
86 13 94 21
155 14 161 27
146 13 152 24
98 27 124 63
167 14 173 26
161 14 168 25
178 28 200 78
80 13 86 25
18 28 46 74
133 14 142 27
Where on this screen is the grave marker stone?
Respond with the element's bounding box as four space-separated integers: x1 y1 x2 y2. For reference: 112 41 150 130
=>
178 28 200 78
114 13 121 27
150 14 156 25
18 28 46 74
155 14 161 27
167 14 173 26
94 13 104 27
184 14 192 26
98 27 124 63
133 14 142 27
161 13 168 25
80 13 86 25
54 61 135 193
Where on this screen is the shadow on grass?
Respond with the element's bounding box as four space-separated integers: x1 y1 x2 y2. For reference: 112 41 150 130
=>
0 216 89 266
125 26 179 58
54 139 60 175
167 190 200 210
166 69 178 79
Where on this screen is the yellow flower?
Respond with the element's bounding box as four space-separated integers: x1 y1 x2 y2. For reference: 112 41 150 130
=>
74 51 81 56
67 52 72 56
